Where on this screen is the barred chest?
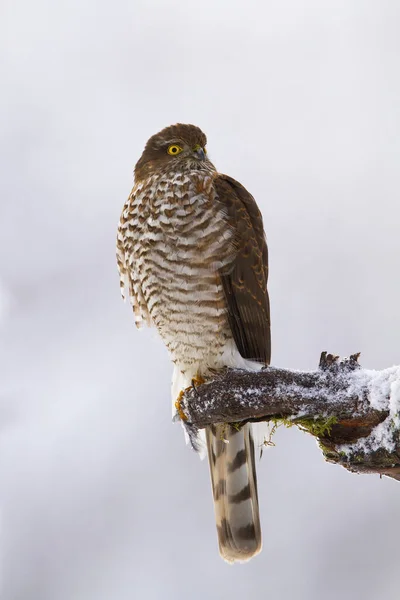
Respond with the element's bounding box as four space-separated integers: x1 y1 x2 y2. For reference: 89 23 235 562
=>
122 168 236 364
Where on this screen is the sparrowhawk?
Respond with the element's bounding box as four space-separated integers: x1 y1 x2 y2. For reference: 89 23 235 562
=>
117 124 270 563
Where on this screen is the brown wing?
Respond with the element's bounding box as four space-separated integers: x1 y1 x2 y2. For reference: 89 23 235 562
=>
214 174 271 365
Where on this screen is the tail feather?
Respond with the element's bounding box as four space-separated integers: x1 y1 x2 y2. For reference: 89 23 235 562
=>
206 423 261 563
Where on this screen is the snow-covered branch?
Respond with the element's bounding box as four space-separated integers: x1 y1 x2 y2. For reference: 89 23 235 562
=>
180 353 400 482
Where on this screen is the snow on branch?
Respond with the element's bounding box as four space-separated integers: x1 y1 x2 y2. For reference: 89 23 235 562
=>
179 353 400 482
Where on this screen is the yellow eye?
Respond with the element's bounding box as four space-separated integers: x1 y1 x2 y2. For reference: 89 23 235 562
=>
167 144 183 156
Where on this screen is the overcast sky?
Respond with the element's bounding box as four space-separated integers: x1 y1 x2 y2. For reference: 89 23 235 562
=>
1 1 400 598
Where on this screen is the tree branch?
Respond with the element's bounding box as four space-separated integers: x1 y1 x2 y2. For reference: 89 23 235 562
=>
179 353 400 482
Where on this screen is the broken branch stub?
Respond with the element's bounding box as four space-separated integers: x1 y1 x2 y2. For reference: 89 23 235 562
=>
180 353 400 482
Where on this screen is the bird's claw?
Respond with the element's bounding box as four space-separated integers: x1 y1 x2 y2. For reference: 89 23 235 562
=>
174 390 188 421
191 374 205 395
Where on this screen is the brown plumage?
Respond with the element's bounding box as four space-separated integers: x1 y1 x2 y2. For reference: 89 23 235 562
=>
117 123 270 563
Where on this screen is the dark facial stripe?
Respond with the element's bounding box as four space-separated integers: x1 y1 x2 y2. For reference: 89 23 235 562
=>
227 449 247 473
228 483 252 504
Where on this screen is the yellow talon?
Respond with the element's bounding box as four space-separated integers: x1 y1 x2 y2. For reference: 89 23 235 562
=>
175 375 206 421
175 390 188 421
192 374 205 388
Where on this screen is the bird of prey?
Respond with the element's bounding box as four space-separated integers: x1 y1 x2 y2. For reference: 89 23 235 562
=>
117 124 270 563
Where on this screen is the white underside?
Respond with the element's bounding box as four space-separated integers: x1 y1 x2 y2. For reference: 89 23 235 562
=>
172 338 263 406
172 338 267 458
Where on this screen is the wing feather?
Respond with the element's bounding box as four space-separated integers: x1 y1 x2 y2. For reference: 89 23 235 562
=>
214 174 271 364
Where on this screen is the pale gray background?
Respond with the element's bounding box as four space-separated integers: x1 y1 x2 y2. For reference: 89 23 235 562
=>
1 1 400 599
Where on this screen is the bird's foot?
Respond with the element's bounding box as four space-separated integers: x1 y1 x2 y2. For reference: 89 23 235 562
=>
191 374 205 394
174 376 206 421
174 390 188 422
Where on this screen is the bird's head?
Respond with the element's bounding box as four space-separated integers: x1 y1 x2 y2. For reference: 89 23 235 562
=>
134 123 215 181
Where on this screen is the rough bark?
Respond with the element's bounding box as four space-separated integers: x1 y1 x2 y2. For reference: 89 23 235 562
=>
179 353 400 482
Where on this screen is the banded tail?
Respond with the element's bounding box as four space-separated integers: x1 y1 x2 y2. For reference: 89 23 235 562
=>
206 423 261 563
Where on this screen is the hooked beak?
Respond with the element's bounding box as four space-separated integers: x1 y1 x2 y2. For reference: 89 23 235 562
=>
193 144 206 161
